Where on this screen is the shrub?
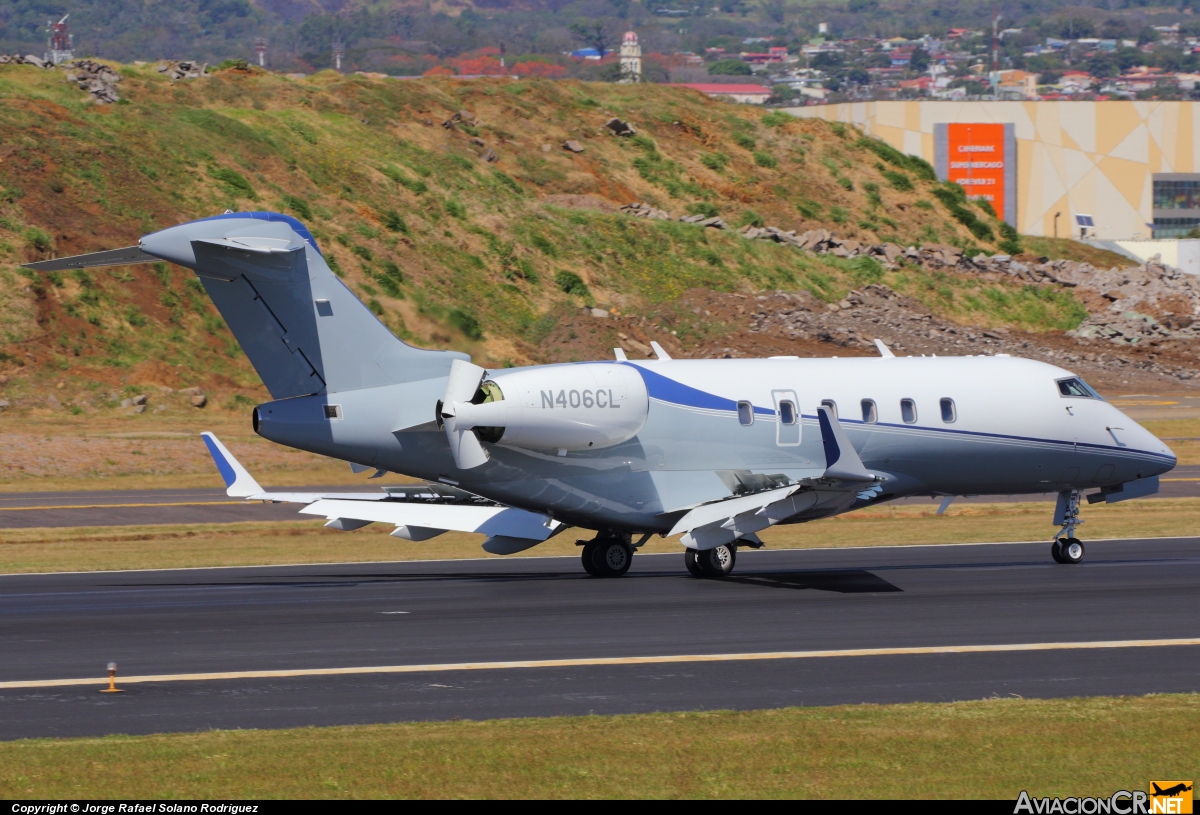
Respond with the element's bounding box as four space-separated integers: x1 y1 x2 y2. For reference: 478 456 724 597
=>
449 309 483 339
210 167 257 200
855 137 937 181
797 200 823 218
444 199 466 219
554 270 590 297
630 135 657 152
280 194 312 221
761 110 795 127
732 132 756 150
882 170 913 192
351 244 373 261
753 151 778 168
737 209 765 228
915 199 934 210
700 152 728 171
829 122 847 138
836 176 853 191
531 234 557 257
686 202 720 218
975 198 997 218
23 227 53 252
382 210 408 233
382 165 428 194
829 206 849 223
214 58 250 71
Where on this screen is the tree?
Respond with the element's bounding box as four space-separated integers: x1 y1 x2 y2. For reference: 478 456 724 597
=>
811 51 843 70
709 58 753 75
570 20 614 57
847 67 870 85
910 47 930 72
847 0 879 12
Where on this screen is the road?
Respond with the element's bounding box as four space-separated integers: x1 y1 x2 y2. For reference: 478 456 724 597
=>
0 537 1196 739
2 465 1197 529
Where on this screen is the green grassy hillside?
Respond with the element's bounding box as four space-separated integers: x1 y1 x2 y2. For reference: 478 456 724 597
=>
0 62 1093 404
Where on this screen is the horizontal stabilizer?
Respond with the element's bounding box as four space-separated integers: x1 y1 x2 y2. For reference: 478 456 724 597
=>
299 499 561 542
22 245 159 272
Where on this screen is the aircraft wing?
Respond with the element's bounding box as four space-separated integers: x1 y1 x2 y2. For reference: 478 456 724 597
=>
667 406 881 550
200 432 564 554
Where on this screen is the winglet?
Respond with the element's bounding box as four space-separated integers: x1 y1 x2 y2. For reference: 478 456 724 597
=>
201 432 264 497
816 406 874 482
873 339 895 358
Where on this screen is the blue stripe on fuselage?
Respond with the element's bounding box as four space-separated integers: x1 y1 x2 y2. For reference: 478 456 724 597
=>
625 363 774 415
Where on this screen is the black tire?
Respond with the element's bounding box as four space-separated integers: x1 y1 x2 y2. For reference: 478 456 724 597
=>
1060 537 1085 564
699 544 737 577
594 539 632 577
1051 539 1066 564
684 549 704 577
581 542 602 576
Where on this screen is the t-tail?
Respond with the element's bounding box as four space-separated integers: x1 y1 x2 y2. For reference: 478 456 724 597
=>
22 212 467 397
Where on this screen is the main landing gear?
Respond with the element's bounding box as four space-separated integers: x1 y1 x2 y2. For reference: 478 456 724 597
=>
580 533 634 577
1051 489 1086 565
684 544 738 578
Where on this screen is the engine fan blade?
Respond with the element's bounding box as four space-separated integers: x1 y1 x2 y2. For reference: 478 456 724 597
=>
444 359 487 404
441 359 490 470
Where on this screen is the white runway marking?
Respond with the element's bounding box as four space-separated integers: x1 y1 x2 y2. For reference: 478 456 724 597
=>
2 637 1197 690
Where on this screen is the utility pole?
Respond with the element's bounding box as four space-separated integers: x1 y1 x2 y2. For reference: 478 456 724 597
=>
991 7 1000 97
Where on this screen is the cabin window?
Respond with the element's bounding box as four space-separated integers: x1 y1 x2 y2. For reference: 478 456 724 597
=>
737 401 754 426
324 404 342 420
900 398 917 424
820 399 838 419
779 400 797 425
1056 378 1095 398
940 398 957 423
861 399 878 424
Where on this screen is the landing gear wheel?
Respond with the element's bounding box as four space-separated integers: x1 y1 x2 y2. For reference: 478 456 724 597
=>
581 541 602 576
1051 539 1066 564
1060 537 1084 564
698 544 737 578
684 549 704 577
593 539 632 577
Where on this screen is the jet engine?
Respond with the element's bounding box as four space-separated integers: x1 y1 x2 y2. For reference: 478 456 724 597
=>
439 360 649 469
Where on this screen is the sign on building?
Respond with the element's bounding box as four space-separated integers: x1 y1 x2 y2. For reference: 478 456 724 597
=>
934 123 1017 226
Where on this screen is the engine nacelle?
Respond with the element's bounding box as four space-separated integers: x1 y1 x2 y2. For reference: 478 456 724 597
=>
448 363 648 452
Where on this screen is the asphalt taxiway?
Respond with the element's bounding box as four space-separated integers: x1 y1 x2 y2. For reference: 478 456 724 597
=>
2 464 1197 529
1 537 1196 740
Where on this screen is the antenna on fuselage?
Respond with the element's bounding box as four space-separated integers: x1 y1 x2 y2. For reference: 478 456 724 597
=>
873 339 895 358
649 341 672 360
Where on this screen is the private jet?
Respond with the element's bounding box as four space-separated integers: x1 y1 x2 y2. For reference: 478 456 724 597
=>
24 212 1177 577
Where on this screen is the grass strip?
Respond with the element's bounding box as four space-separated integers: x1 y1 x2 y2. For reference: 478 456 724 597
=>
1 695 1196 798
1 498 1198 574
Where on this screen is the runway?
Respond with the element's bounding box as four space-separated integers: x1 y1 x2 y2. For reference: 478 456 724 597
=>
2 464 1198 529
1 537 1197 740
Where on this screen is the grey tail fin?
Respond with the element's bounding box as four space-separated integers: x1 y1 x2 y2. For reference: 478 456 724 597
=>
26 212 467 399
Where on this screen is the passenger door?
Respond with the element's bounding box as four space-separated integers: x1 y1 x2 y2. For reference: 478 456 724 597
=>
772 389 801 447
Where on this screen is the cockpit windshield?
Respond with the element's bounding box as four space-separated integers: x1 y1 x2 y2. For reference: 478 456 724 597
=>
1056 377 1104 400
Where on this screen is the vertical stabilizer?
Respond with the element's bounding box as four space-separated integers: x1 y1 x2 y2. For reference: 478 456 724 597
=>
137 212 467 398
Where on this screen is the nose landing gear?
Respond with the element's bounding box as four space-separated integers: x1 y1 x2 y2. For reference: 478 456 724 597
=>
1051 490 1086 565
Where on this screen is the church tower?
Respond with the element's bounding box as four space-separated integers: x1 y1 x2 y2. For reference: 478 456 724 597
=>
619 31 641 83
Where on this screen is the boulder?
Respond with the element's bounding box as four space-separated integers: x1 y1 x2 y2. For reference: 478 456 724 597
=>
562 140 585 153
190 394 208 408
604 118 637 136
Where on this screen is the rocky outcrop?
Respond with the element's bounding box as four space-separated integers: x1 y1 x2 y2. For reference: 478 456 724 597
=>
619 202 1200 344
156 60 207 81
65 60 122 103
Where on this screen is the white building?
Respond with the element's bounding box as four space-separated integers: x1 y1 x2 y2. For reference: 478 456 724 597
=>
620 31 642 84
